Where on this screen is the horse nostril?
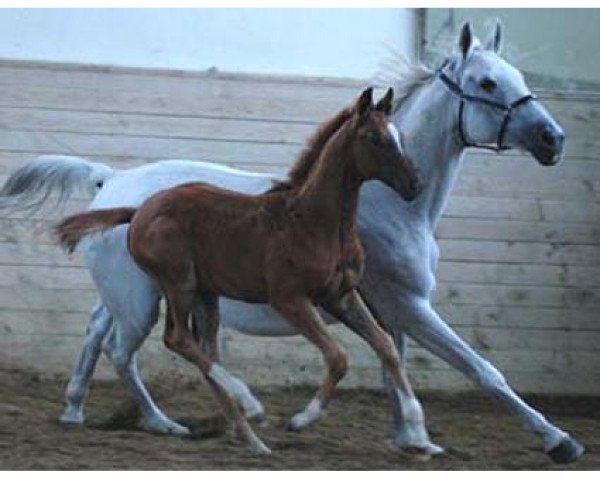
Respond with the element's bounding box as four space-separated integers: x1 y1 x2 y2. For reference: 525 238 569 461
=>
541 127 556 147
410 177 423 195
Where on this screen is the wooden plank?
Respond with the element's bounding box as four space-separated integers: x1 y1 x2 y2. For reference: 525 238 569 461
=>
444 196 600 224
452 173 600 202
433 282 600 310
438 238 600 266
436 217 600 245
0 106 316 145
0 130 301 166
434 304 600 330
0 241 83 268
0 264 91 290
436 261 600 288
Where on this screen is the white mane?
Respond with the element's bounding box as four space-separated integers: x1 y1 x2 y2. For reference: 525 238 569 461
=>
371 49 436 109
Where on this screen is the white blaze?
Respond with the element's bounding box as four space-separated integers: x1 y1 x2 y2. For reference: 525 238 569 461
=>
387 122 403 153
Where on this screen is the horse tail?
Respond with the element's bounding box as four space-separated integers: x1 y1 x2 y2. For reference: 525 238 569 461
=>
55 207 137 253
0 155 115 213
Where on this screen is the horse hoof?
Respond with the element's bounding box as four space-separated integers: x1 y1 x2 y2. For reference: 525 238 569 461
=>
387 440 444 462
59 411 84 427
547 436 585 464
286 418 303 432
59 419 84 430
246 408 266 423
145 417 191 437
249 440 272 455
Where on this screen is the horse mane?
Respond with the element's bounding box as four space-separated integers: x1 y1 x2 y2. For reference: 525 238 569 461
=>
370 49 436 112
267 106 354 193
268 53 434 194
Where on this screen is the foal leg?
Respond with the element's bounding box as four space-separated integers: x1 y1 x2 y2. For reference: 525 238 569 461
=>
164 290 270 454
191 300 265 422
60 299 112 425
271 297 348 431
323 290 433 455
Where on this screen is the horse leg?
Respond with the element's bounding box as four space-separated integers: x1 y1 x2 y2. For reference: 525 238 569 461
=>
164 290 270 454
324 290 436 458
102 313 190 436
191 299 265 422
401 296 584 464
60 299 112 425
271 297 348 431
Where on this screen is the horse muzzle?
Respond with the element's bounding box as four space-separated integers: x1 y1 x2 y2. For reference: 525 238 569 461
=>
531 123 565 166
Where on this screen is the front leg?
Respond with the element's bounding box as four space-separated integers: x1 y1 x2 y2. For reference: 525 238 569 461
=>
398 295 584 464
323 290 437 458
379 329 444 457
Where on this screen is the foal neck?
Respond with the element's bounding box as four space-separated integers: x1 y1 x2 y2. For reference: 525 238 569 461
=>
294 126 362 241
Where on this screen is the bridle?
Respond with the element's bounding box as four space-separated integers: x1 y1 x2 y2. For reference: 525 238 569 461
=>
436 59 537 152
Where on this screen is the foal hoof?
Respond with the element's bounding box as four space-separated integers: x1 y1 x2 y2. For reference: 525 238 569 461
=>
547 436 585 464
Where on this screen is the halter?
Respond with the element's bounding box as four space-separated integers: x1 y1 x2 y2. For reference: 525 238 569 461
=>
436 60 537 152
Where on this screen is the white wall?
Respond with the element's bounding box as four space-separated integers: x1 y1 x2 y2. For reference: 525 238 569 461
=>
0 9 416 79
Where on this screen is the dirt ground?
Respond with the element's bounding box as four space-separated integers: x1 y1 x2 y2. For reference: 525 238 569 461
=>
0 366 598 470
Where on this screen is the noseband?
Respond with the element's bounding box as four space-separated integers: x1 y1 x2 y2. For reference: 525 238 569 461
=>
436 60 537 152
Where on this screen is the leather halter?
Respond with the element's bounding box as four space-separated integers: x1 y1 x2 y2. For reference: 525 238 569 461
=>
436 61 537 152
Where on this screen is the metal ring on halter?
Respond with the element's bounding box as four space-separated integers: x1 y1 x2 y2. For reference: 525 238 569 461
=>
436 60 537 152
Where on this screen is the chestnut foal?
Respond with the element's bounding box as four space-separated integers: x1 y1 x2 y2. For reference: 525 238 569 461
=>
56 87 425 454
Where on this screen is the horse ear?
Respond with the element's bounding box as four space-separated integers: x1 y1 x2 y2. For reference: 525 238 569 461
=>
356 87 373 119
375 88 394 115
458 21 474 59
484 19 503 53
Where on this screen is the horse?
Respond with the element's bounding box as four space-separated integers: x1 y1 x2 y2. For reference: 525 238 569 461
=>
0 21 584 463
54 87 424 454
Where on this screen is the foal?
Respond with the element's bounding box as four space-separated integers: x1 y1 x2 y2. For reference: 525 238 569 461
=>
56 87 426 453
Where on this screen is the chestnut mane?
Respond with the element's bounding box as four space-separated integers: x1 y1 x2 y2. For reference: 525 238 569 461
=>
268 106 355 193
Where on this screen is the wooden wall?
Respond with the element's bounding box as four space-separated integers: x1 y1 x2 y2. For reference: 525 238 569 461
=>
0 60 599 395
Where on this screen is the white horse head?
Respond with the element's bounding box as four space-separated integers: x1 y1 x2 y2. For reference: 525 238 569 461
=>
445 20 565 165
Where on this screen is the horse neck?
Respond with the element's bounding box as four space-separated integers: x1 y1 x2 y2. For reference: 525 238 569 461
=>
395 78 466 228
294 127 362 241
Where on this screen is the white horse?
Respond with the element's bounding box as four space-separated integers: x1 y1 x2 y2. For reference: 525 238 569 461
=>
0 22 584 463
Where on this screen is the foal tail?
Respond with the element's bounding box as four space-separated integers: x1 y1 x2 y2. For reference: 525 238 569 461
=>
55 207 137 253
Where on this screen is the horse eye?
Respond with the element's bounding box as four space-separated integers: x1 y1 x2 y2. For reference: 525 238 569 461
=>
480 77 497 93
366 131 382 146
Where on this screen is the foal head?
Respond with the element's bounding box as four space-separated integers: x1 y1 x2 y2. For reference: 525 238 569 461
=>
348 87 424 201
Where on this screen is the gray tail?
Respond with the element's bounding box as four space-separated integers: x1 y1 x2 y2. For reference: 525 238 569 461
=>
0 155 115 214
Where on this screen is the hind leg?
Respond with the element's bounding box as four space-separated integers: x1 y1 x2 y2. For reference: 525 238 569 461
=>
84 228 190 435
191 299 265 422
60 299 112 425
165 289 269 454
102 322 190 436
